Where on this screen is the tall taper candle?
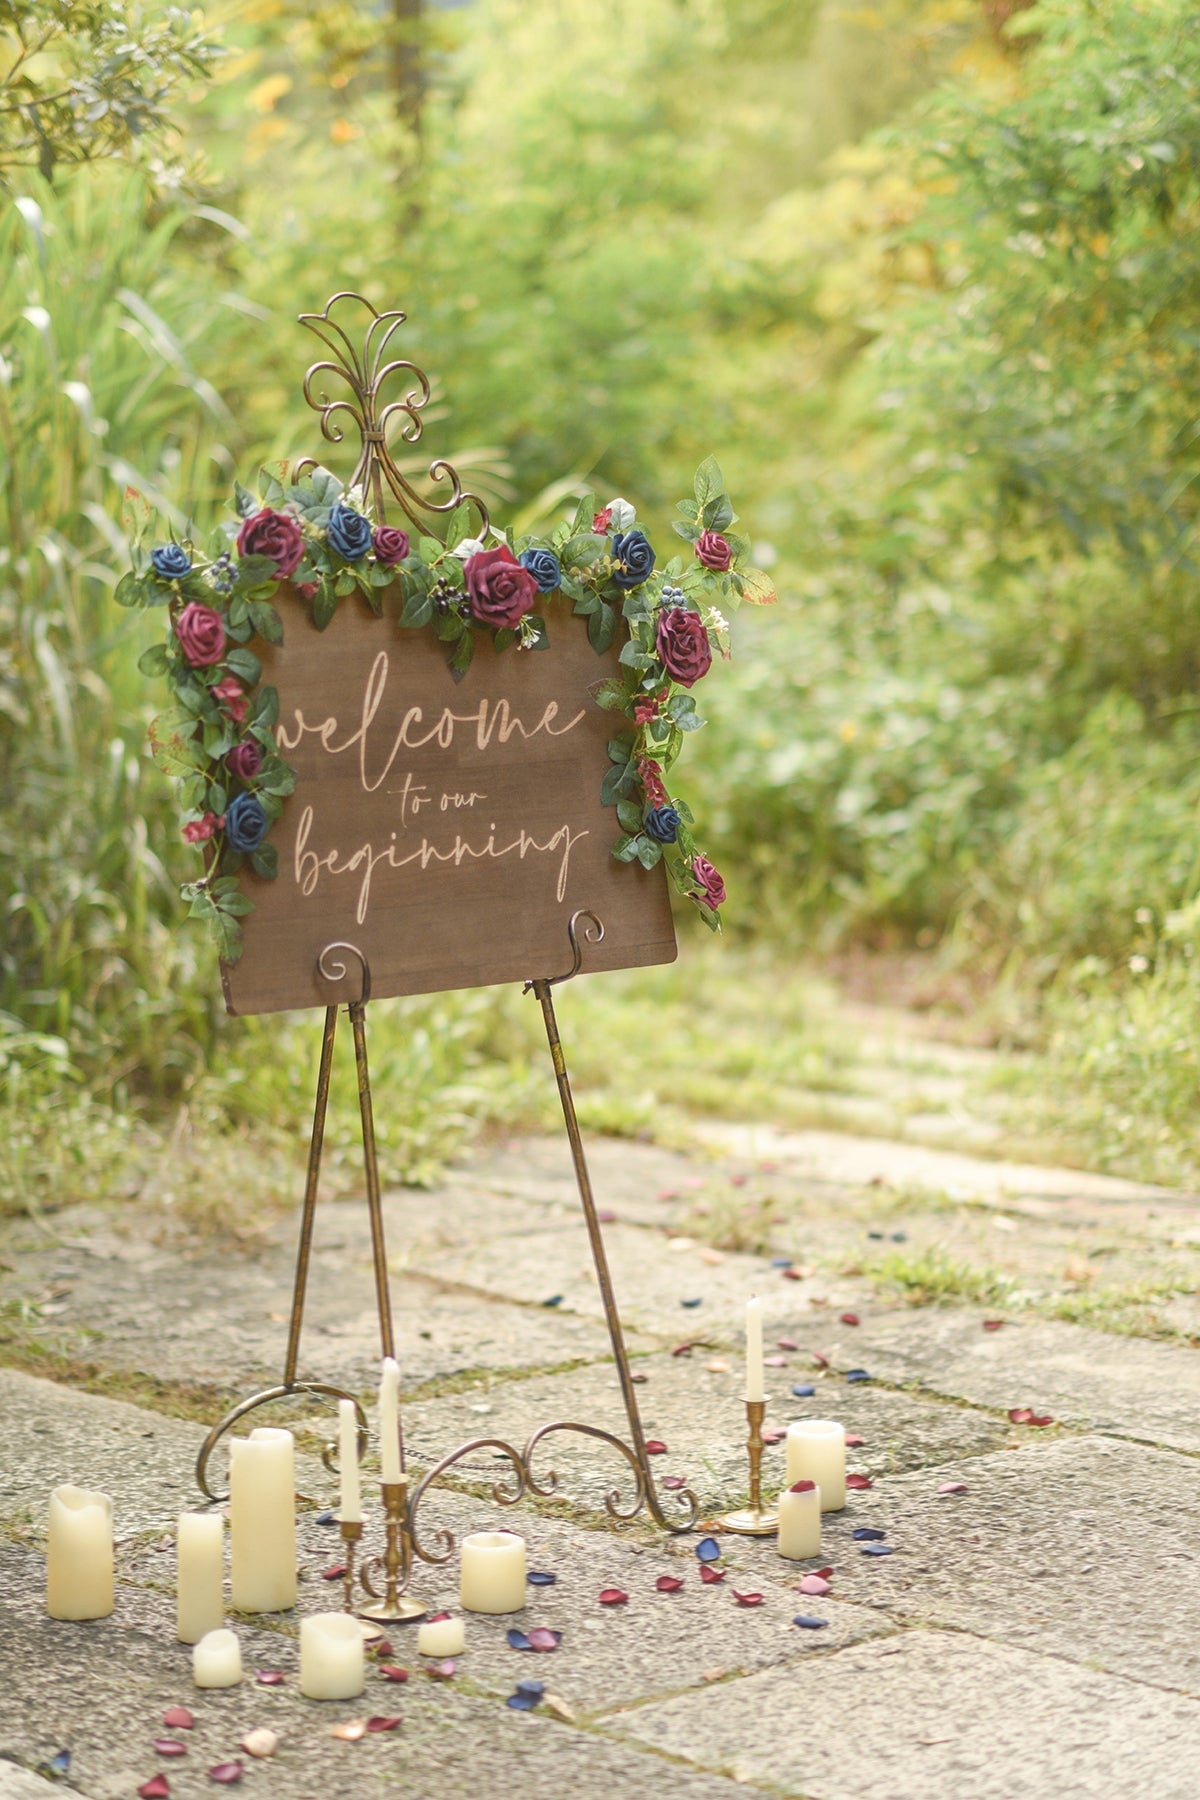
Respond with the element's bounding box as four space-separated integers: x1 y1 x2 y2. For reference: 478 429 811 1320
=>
338 1399 362 1524
379 1357 402 1484
46 1486 113 1620
745 1295 765 1403
176 1511 224 1643
229 1427 297 1612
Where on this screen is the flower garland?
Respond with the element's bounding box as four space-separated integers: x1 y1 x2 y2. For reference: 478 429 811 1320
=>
116 456 774 962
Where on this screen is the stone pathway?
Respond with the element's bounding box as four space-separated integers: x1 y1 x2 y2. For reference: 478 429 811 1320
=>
2 1121 1199 1798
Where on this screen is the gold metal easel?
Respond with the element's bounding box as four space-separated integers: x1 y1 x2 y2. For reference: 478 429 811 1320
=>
194 296 698 1560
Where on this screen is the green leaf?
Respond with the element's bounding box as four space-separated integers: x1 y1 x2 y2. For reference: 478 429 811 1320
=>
212 907 244 964
449 631 475 680
607 733 634 762
312 581 339 630
369 561 394 588
334 571 356 597
233 481 258 520
137 642 170 677
636 837 663 869
235 553 278 587
258 765 296 797
215 890 254 916
693 455 724 506
524 614 550 651
249 842 279 879
207 781 228 814
494 626 517 652
114 570 147 609
120 486 153 542
616 797 643 834
401 591 434 629
612 834 641 862
593 676 630 711
572 590 600 616
701 493 734 532
252 685 280 728
600 761 634 806
672 520 701 543
571 493 596 533
248 600 284 643
226 646 262 686
588 601 616 654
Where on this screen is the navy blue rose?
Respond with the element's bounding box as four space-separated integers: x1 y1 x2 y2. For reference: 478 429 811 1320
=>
611 530 656 590
327 503 373 563
151 543 192 580
225 791 269 854
644 805 681 844
519 547 562 593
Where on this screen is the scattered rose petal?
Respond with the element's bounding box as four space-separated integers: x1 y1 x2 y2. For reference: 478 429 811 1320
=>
541 1295 563 1307
544 1693 575 1721
162 1708 194 1731
526 1628 562 1652
507 1692 540 1711
681 1297 703 1308
761 1425 788 1444
380 1666 409 1683
138 1779 170 1800
656 1575 685 1592
938 1481 969 1495
840 1312 860 1326
892 1230 907 1241
782 1266 805 1281
812 1351 830 1368
208 1763 244 1784
845 1434 865 1447
860 1543 895 1557
241 1730 277 1760
798 1574 830 1595
330 1720 367 1741
631 1372 648 1384
527 1571 557 1586
764 1354 788 1368
366 1717 402 1733
732 1590 764 1607
516 1679 545 1700
44 1753 70 1777
791 1383 816 1398
153 1741 188 1758
777 1337 799 1350
1029 1414 1054 1427
705 1359 730 1373
316 1509 337 1525
599 1587 629 1605
699 1563 727 1585
426 1660 457 1680
369 1639 394 1658
645 1440 667 1455
846 1473 873 1490
696 1537 723 1562
845 1369 872 1383
853 1527 886 1542
426 1610 451 1622
770 1257 793 1268
983 1319 1004 1331
671 1342 697 1357
700 1247 725 1266
507 1629 532 1651
322 1564 347 1581
255 1671 285 1687
793 1614 828 1629
598 1209 618 1224
662 1475 687 1490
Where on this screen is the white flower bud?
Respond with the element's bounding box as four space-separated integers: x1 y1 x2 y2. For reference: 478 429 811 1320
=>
453 536 487 561
607 498 636 531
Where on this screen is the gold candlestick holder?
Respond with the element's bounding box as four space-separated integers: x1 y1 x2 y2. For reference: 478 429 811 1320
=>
338 1518 362 1615
717 1398 779 1535
356 1479 427 1623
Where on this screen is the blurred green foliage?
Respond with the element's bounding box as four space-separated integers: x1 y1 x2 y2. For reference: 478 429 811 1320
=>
5 0 1200 1207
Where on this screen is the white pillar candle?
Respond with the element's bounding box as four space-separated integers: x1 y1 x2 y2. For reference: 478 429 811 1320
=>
745 1295 764 1403
229 1426 296 1612
379 1358 402 1484
777 1480 823 1558
300 1611 365 1700
46 1486 114 1621
176 1511 224 1644
193 1627 242 1688
459 1530 526 1613
785 1419 846 1511
338 1400 362 1525
417 1613 465 1657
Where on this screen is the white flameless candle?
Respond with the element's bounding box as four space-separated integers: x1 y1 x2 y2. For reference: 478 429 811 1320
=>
193 1627 242 1688
379 1357 402 1483
300 1611 365 1700
745 1295 764 1402
777 1479 822 1558
459 1530 526 1613
785 1419 846 1511
417 1613 465 1657
229 1426 297 1612
176 1511 224 1644
338 1400 362 1524
46 1486 114 1621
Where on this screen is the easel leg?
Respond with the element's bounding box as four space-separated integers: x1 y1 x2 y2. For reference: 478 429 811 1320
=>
530 975 685 1531
284 1003 339 1386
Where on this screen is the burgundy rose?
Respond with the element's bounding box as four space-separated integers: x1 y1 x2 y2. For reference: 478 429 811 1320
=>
656 606 712 687
464 544 539 629
695 531 732 572
226 740 262 782
212 674 248 725
236 507 305 578
182 811 223 844
373 525 410 567
692 854 726 911
174 602 226 667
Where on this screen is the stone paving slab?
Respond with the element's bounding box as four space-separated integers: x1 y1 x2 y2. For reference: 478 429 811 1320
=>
617 1627 1200 1798
826 1306 1200 1452
0 1767 59 1800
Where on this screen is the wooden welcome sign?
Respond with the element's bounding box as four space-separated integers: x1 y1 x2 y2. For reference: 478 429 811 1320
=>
221 583 676 1015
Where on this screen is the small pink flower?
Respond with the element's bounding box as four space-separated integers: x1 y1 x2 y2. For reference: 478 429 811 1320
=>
212 675 248 724
633 695 661 725
295 581 318 601
592 506 613 533
182 812 222 844
638 757 668 807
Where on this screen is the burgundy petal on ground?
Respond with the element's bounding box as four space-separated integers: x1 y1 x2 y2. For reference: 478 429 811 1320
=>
162 1709 194 1731
846 1473 873 1490
656 1575 685 1592
138 1780 171 1800
599 1587 629 1605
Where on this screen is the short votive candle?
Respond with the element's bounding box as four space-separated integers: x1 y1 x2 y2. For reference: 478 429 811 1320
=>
193 1627 242 1689
777 1480 822 1559
785 1420 846 1511
300 1612 365 1700
460 1531 526 1614
418 1614 465 1657
46 1486 114 1621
